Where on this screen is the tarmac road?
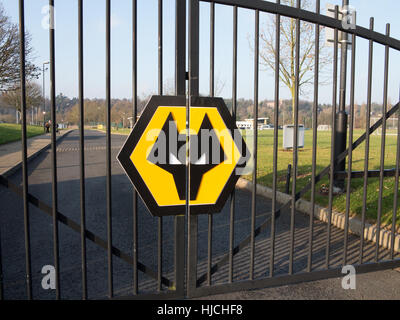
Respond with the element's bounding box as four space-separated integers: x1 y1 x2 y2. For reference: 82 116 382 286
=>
0 130 399 300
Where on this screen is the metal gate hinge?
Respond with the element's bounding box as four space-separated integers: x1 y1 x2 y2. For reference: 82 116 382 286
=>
185 72 189 80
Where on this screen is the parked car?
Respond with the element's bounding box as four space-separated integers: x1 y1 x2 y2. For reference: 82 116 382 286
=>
259 124 274 130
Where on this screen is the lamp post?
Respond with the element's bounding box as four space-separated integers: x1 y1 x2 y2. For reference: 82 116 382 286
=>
43 111 46 132
42 61 50 131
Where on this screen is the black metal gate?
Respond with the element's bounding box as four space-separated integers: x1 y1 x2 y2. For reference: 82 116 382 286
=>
1 0 400 300
184 0 400 299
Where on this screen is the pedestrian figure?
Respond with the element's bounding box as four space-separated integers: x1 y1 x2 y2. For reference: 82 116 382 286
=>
45 121 50 133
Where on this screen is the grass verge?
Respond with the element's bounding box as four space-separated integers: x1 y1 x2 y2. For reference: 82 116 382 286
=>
249 129 400 230
0 123 45 145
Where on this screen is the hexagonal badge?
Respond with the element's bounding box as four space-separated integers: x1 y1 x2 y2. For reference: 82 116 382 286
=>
117 95 250 217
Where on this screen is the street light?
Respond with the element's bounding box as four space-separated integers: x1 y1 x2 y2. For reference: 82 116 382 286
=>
42 111 46 132
42 61 50 127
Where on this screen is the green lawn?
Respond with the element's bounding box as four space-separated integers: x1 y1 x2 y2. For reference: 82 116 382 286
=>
0 123 44 145
96 127 132 135
247 129 400 230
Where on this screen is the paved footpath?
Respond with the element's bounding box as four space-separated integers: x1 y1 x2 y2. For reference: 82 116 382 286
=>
196 268 400 300
0 129 73 177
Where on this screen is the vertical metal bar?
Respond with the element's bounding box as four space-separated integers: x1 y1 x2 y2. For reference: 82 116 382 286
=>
289 0 301 275
175 0 186 298
359 18 374 265
285 164 291 194
78 0 87 300
209 2 215 98
19 0 32 300
0 232 2 300
157 0 163 292
390 88 400 260
270 0 280 277
187 0 199 298
189 0 199 96
158 0 163 96
132 0 138 295
334 0 349 192
207 214 212 286
229 5 237 284
343 32 356 266
250 9 259 281
207 1 215 287
339 0 349 113
157 217 163 291
42 63 46 129
307 0 320 273
49 0 60 299
105 0 113 298
174 216 185 295
375 24 390 262
176 0 186 95
326 6 339 269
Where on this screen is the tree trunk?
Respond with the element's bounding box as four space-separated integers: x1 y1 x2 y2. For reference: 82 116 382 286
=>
291 85 295 124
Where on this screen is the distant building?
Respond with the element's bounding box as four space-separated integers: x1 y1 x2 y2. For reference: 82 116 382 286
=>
245 117 269 126
317 124 331 131
236 121 252 130
237 117 270 130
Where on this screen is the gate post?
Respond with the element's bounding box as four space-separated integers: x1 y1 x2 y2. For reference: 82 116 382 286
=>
187 0 199 299
174 0 186 298
333 0 349 192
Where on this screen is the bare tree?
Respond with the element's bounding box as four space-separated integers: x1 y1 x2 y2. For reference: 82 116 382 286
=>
0 4 39 91
163 78 175 96
214 73 226 97
2 81 42 112
111 99 131 127
258 0 331 124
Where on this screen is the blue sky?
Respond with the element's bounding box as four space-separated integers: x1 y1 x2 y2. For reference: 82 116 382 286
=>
2 0 400 105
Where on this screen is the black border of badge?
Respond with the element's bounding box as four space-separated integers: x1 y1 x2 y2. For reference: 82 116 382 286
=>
117 95 250 217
